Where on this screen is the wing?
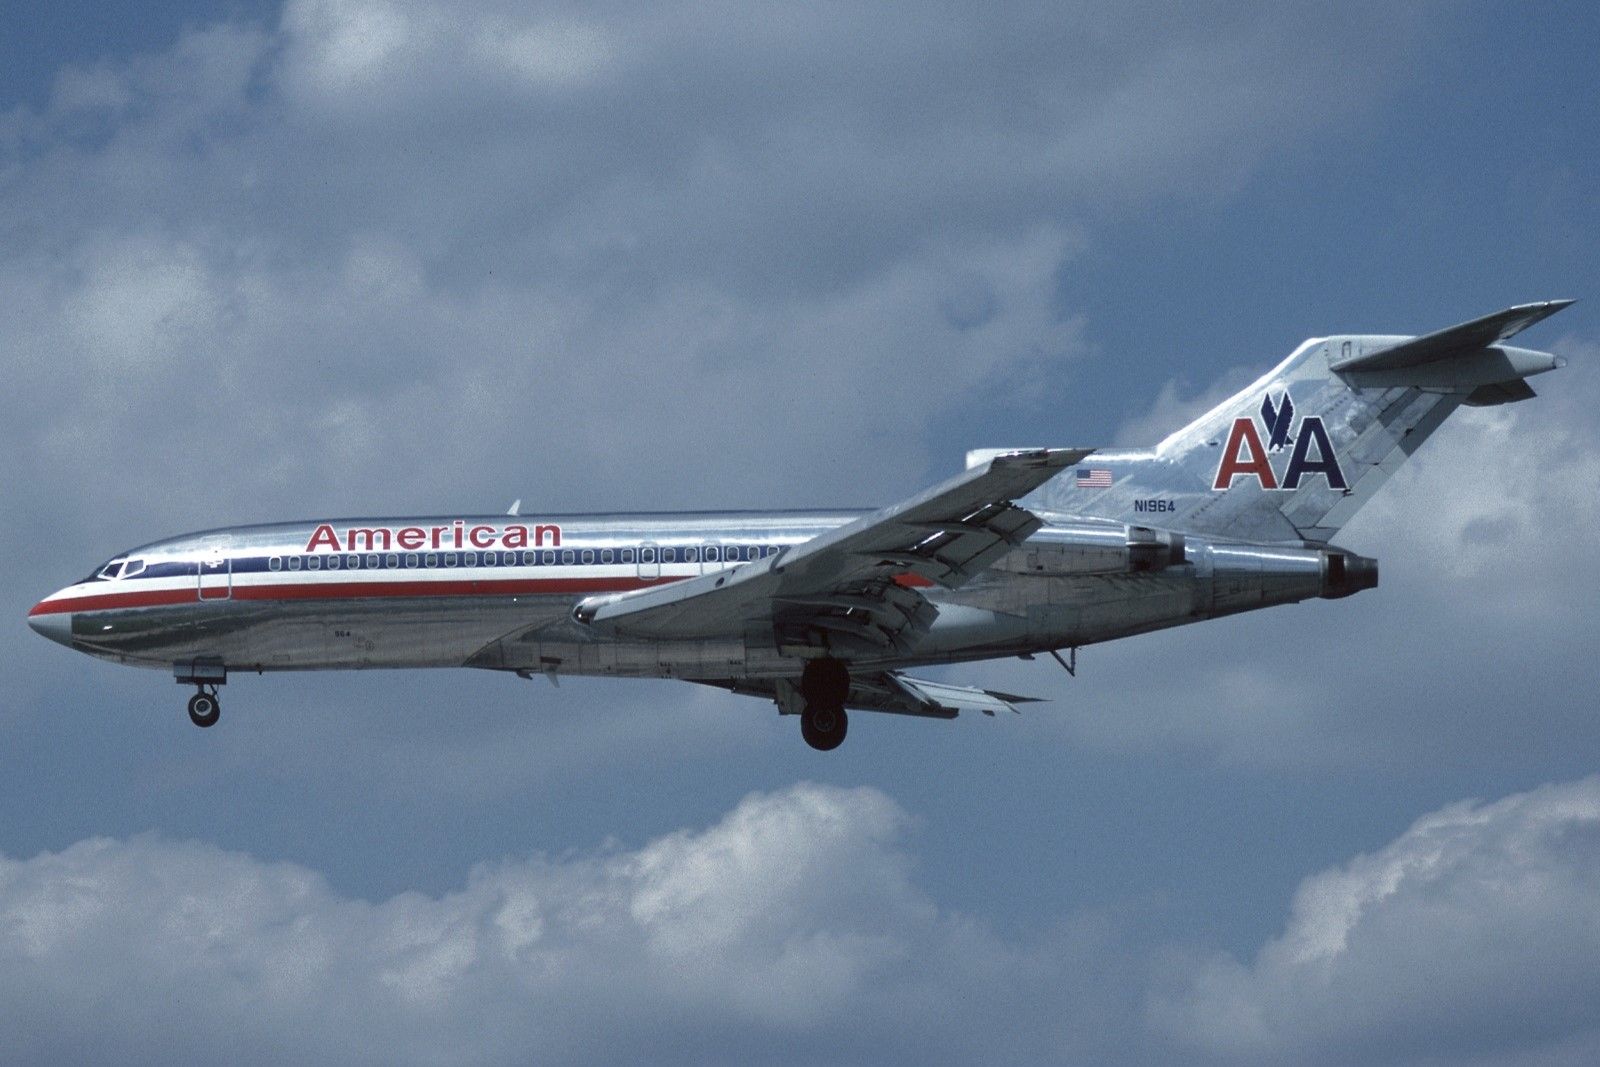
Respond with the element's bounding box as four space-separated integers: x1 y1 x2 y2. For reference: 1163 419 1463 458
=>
573 447 1091 651
1331 300 1574 372
703 671 1045 719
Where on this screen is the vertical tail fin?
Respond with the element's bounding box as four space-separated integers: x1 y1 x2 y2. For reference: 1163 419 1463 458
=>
1032 302 1573 543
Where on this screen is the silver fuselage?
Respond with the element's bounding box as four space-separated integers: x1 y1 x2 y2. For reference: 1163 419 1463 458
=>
28 510 1366 684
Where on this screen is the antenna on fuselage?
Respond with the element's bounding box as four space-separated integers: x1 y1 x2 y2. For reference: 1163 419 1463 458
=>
507 499 521 516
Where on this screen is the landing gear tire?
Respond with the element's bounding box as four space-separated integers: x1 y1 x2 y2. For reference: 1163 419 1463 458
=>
801 703 848 751
187 690 220 729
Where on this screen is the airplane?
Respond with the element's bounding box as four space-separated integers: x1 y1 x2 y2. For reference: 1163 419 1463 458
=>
28 301 1573 750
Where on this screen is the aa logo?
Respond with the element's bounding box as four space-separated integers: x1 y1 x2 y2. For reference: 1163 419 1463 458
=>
1212 392 1348 491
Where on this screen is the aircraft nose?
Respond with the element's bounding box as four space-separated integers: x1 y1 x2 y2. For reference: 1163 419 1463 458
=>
27 605 74 647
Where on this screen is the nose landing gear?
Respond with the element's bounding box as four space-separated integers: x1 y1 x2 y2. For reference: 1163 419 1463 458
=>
174 659 227 729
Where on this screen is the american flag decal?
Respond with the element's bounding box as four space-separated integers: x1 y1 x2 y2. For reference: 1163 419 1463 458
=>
1075 468 1113 489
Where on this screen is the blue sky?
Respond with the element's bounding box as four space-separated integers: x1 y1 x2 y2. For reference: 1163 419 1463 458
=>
4 2 1600 1063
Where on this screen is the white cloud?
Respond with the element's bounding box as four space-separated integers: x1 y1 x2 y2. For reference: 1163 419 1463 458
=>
10 776 1600 1065
0 783 1111 1064
1154 774 1600 1066
1350 339 1600 621
1110 365 1261 447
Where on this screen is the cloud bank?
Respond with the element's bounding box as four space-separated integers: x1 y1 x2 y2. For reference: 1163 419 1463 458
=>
6 777 1600 1064
0 783 1108 1065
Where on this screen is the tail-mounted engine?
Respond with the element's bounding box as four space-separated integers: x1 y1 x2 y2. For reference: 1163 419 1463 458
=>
1320 548 1378 599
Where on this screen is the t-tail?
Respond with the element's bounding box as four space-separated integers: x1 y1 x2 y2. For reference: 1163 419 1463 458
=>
1028 301 1574 543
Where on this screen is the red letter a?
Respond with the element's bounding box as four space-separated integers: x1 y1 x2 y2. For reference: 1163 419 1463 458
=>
305 524 341 551
1213 418 1278 490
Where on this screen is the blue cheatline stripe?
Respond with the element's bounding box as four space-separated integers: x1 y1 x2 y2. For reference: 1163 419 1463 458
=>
115 541 784 581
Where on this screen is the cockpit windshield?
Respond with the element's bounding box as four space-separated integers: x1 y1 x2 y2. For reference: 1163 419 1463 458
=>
86 556 148 582
91 558 127 581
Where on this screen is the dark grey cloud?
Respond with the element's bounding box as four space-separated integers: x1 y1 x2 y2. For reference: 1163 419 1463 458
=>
1 0 1430 534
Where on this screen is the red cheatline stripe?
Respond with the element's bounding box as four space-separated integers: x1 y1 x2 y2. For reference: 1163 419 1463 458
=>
29 575 686 616
31 587 200 615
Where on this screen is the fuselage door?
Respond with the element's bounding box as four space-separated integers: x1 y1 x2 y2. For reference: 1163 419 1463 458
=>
638 542 660 582
197 554 232 600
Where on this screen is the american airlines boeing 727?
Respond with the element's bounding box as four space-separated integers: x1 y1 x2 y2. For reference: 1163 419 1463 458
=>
29 302 1572 749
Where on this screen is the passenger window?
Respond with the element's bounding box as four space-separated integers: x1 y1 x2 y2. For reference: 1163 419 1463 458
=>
601 548 614 564
444 553 457 567
405 553 418 568
386 554 399 568
622 548 636 563
663 548 676 563
366 554 379 569
639 547 654 563
289 557 302 571
464 552 478 567
560 549 574 564
327 555 341 570
308 556 321 570
705 546 719 562
269 556 281 571
542 550 556 565
684 547 698 562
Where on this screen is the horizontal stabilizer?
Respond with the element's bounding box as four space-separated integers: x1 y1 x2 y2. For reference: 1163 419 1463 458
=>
1332 300 1574 372
1464 379 1537 407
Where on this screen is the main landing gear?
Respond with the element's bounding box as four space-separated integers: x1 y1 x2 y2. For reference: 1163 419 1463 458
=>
799 658 850 752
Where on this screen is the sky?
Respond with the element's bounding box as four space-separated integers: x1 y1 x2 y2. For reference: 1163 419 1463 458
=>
3 1 1600 1063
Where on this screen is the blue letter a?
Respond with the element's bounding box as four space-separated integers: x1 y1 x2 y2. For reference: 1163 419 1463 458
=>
1283 416 1348 490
